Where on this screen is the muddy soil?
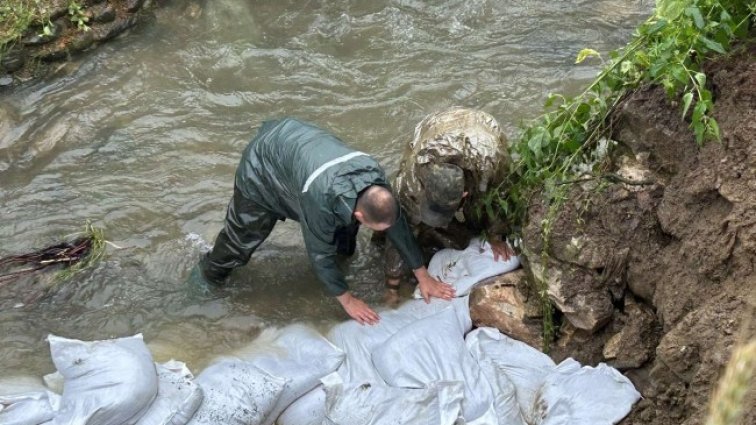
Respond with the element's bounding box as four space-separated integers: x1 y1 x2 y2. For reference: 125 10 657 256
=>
521 42 755 425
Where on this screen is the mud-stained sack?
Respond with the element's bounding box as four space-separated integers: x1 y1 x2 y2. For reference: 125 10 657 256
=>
420 237 520 298
465 328 533 425
232 324 345 425
466 327 555 420
327 297 471 384
48 334 158 425
276 385 326 425
188 358 285 425
321 373 464 425
371 307 497 423
0 377 60 425
466 328 640 425
533 359 641 425
136 360 203 425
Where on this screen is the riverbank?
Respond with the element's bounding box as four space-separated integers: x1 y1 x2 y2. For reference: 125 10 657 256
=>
530 42 754 425
0 0 158 87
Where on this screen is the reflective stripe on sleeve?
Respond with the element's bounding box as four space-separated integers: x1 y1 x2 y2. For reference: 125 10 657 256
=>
302 151 368 193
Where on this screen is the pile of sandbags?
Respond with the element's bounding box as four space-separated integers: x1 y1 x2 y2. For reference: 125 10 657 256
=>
189 324 344 425
1 238 640 425
1 334 203 425
0 325 344 425
278 298 641 425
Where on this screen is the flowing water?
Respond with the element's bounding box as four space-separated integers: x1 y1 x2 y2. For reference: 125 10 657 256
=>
0 0 651 377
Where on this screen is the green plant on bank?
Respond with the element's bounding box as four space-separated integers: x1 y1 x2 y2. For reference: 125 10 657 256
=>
480 0 754 349
56 221 107 281
0 0 47 48
0 0 90 59
67 1 89 32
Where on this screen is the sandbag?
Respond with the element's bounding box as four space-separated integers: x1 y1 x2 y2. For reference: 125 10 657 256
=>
231 324 346 425
276 385 326 425
48 334 158 425
188 358 286 425
420 237 520 298
321 373 464 425
466 327 555 421
0 377 60 425
136 360 204 425
371 307 497 423
533 359 641 425
327 297 471 384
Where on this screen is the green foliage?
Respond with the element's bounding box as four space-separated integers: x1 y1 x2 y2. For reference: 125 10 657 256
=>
482 0 753 346
67 1 89 32
56 221 107 281
0 0 45 48
1 0 90 59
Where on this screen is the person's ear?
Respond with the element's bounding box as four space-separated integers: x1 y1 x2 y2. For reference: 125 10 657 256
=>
354 210 365 224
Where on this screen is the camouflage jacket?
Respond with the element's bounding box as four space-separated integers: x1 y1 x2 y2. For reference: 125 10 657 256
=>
385 108 509 279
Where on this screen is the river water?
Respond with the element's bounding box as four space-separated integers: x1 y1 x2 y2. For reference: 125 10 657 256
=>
0 0 650 377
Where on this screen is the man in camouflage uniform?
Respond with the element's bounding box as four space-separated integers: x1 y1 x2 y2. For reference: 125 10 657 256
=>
384 107 514 296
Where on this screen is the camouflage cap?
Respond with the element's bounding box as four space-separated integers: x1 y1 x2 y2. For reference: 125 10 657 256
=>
417 163 465 228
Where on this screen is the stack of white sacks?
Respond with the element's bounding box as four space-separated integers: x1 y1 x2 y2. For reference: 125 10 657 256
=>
0 240 640 425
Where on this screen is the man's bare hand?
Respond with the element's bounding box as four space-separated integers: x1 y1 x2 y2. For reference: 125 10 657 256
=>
489 239 515 262
414 267 455 303
336 292 380 325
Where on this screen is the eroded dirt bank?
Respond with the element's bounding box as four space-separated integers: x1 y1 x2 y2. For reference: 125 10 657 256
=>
518 43 755 425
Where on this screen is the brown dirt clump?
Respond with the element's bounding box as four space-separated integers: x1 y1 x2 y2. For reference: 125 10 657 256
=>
520 42 755 425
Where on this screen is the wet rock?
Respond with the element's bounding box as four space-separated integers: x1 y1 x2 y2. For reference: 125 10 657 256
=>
88 3 117 23
22 21 64 46
48 0 71 21
35 42 69 62
550 320 617 366
126 0 146 13
0 48 26 73
93 15 139 42
0 75 14 87
69 31 95 53
469 270 543 349
527 259 613 333
602 299 658 370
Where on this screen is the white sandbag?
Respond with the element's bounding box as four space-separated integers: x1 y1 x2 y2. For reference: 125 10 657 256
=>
0 377 60 425
371 307 497 423
136 360 203 425
321 373 464 425
420 237 520 298
533 359 641 425
188 358 286 425
327 297 471 384
232 324 346 425
48 334 158 425
276 385 326 425
466 327 555 421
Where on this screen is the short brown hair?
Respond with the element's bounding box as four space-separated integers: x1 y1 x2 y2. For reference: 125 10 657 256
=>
356 186 398 226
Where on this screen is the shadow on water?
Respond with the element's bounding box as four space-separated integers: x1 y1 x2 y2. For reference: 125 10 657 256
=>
0 0 651 375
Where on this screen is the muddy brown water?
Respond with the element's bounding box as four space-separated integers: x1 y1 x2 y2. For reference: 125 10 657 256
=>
0 0 651 377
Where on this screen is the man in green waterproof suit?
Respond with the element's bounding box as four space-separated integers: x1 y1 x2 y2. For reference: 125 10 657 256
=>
200 117 454 325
